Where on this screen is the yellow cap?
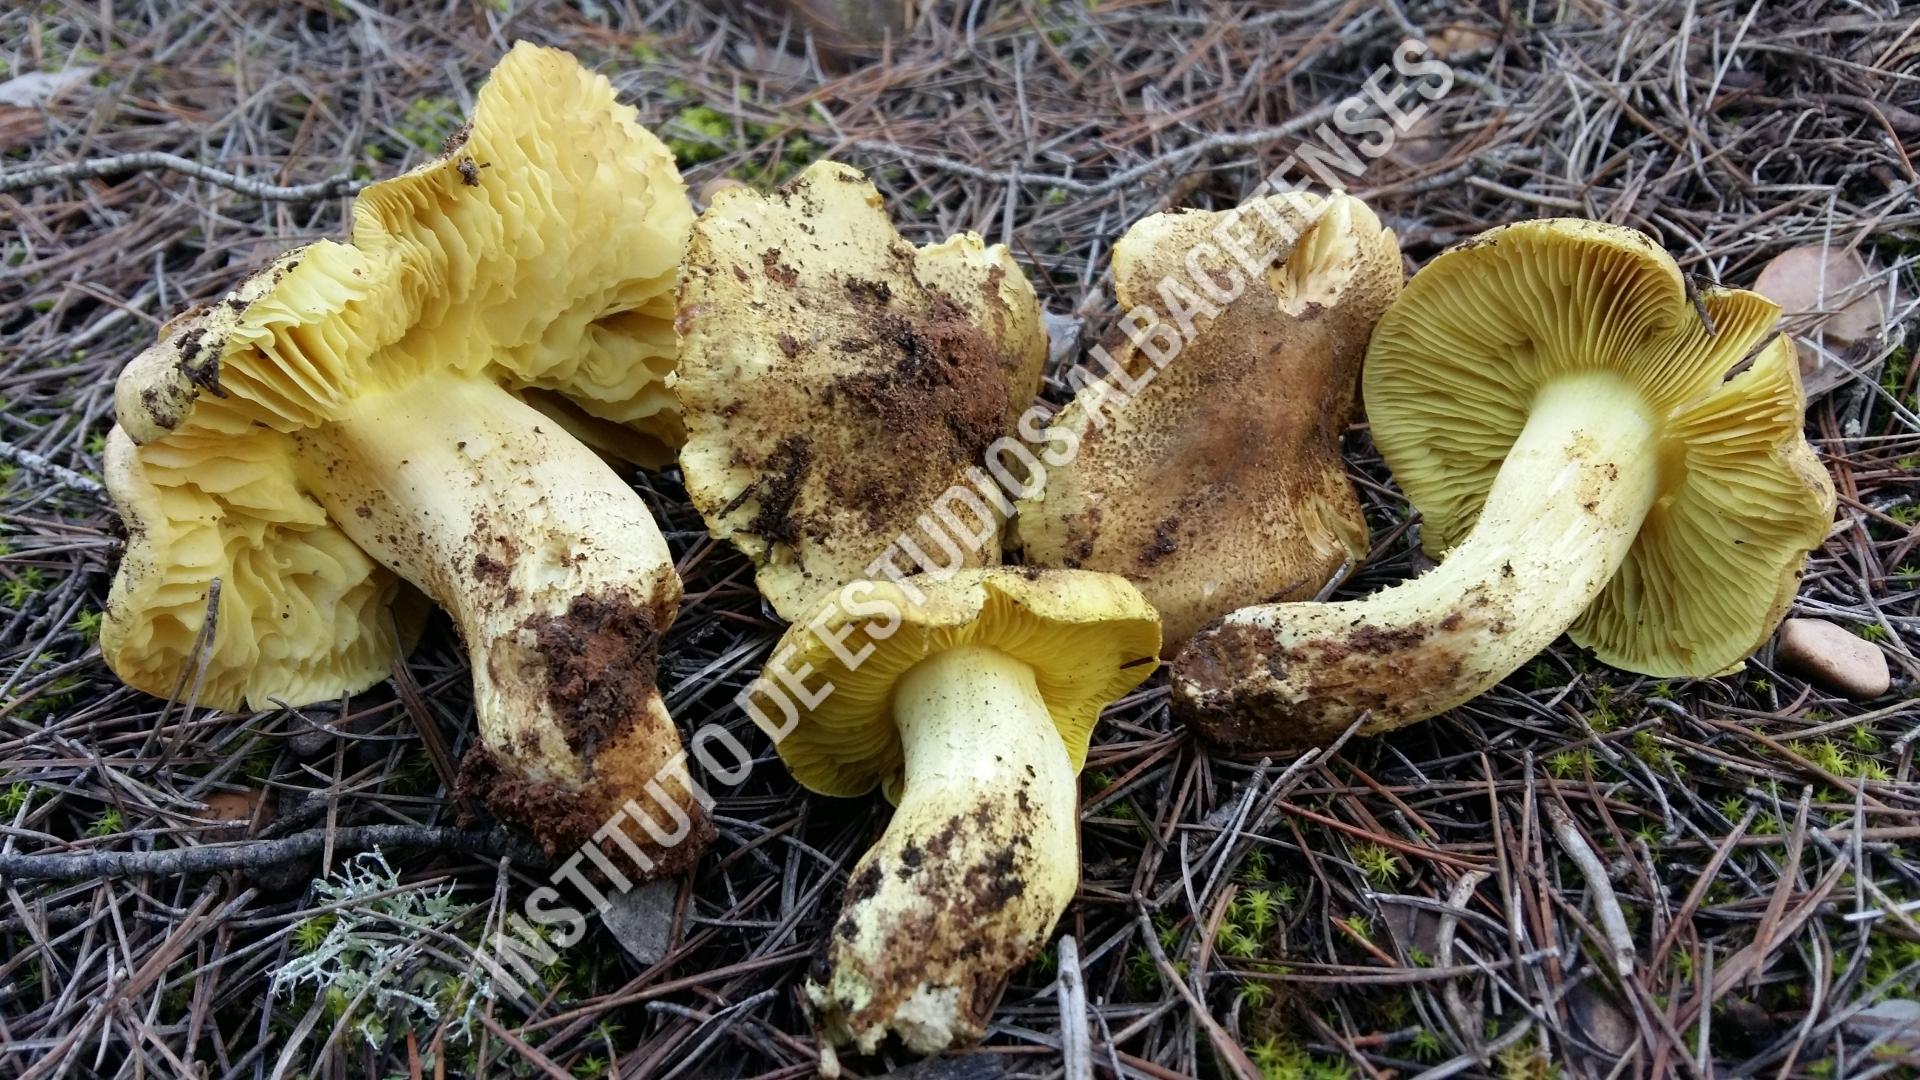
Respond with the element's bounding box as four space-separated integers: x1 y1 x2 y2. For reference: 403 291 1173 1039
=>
102 43 691 709
1364 219 1835 676
753 567 1160 800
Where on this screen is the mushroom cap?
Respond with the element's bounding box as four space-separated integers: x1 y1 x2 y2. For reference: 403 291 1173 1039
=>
753 568 1160 801
1015 193 1398 648
101 43 691 710
101 426 429 707
1364 218 1836 677
674 161 1048 621
117 42 689 449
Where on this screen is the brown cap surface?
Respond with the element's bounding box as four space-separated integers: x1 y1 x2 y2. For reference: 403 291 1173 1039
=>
1015 192 1399 649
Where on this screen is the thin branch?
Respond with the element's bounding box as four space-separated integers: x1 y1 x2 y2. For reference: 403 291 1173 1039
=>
1543 801 1636 978
0 825 544 882
0 152 368 201
1057 934 1092 1080
0 439 107 501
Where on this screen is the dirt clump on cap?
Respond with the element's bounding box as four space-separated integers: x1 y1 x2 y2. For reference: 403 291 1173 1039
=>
743 434 815 546
823 294 1013 511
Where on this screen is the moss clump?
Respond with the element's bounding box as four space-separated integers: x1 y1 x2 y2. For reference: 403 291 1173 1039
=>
664 105 733 165
397 97 462 152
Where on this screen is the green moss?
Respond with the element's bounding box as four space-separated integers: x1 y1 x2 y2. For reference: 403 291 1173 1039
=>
86 807 123 837
1632 730 1679 772
664 105 734 165
1250 1036 1309 1080
1547 748 1595 778
1027 939 1057 977
1409 1027 1442 1061
1242 849 1268 881
1217 923 1260 958
397 97 461 153
391 751 440 795
1233 887 1278 937
1351 842 1401 885
4 568 47 607
1124 947 1157 988
293 915 335 954
1880 345 1911 404
238 744 278 781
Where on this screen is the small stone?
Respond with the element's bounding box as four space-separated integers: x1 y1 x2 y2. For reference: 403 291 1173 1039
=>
1775 617 1891 699
697 177 747 208
287 725 335 760
196 788 270 839
1386 110 1450 171
598 878 679 965
1567 983 1635 1059
1042 311 1084 371
0 68 96 108
1425 25 1497 59
1843 999 1920 1047
1751 245 1888 398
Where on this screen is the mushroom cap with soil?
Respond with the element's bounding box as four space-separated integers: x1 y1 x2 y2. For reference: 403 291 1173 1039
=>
1014 191 1399 650
751 567 1159 1059
672 160 1048 620
1174 218 1836 751
100 43 708 862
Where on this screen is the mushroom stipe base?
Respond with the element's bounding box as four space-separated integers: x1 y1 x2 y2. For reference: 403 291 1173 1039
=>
1177 372 1661 749
806 645 1079 1057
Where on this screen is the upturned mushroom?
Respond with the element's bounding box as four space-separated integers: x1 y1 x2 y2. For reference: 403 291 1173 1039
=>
101 44 709 862
753 567 1159 1061
1175 219 1836 750
1015 192 1400 649
672 160 1048 619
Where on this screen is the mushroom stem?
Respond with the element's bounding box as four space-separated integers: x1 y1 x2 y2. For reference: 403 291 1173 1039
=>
292 372 704 862
808 644 1079 1056
1177 372 1661 747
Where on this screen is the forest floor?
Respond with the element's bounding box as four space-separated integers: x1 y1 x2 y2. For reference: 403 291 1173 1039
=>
1 0 1917 1077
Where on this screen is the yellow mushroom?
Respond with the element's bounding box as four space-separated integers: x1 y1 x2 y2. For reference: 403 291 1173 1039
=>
672 160 1048 618
1015 192 1401 649
753 568 1159 1060
101 44 707 864
1175 219 1836 750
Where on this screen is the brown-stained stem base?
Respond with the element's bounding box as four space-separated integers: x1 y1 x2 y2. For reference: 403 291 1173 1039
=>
455 744 713 872
293 372 706 872
805 646 1079 1057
